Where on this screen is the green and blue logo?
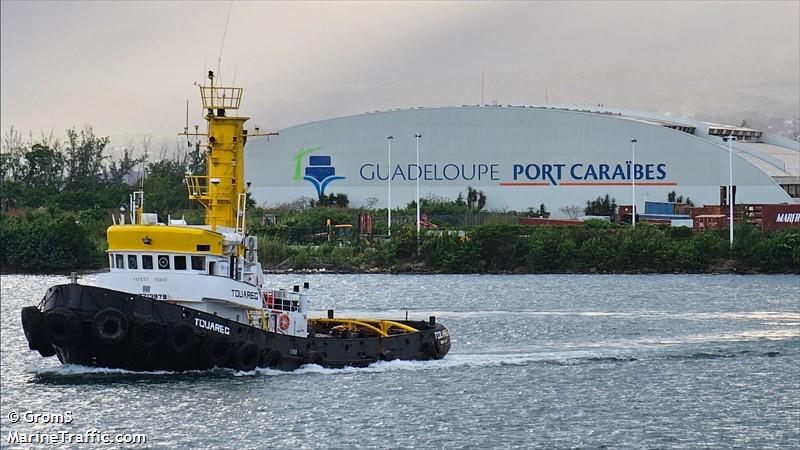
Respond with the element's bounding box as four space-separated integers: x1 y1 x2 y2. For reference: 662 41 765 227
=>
293 147 345 197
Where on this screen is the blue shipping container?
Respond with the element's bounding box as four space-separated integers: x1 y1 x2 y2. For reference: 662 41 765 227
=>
645 201 675 215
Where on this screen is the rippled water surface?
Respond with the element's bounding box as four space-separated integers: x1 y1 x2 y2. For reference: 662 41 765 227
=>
2 274 798 449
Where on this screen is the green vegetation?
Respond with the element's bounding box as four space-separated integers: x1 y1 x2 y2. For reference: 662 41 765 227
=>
585 194 618 216
1 127 798 274
0 127 204 272
249 222 799 274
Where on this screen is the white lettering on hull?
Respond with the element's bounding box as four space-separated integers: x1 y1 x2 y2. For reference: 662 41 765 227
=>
231 289 260 300
194 318 231 335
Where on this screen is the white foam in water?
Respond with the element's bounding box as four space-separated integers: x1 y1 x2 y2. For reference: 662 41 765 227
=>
36 365 182 377
237 349 632 377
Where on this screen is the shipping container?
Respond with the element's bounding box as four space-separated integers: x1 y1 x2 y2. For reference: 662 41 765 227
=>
644 201 675 215
760 204 800 231
693 214 726 230
690 205 722 218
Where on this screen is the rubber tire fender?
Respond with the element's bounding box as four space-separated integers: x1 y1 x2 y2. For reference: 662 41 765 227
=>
21 306 45 350
43 308 82 348
92 308 129 344
21 306 56 357
307 351 324 366
202 336 231 367
167 324 195 354
263 350 282 370
235 343 260 372
427 340 443 360
134 321 164 350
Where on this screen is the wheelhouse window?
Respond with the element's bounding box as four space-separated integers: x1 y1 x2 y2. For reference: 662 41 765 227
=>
191 256 205 271
115 254 124 269
127 254 138 270
174 255 187 270
142 255 153 270
157 255 170 270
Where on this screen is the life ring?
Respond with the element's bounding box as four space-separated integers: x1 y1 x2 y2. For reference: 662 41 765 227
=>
202 336 231 367
21 306 56 357
278 313 290 331
134 321 164 349
167 324 194 353
92 308 129 344
43 308 81 348
235 343 260 371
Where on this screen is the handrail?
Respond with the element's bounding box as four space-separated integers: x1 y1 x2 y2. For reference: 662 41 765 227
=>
185 175 235 199
308 318 419 336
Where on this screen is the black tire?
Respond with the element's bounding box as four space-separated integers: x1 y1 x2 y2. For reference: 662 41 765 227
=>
427 341 442 360
235 343 260 372
307 351 325 366
92 308 129 344
134 321 164 350
43 308 81 348
202 336 231 367
264 350 282 369
167 324 194 353
37 345 57 358
22 307 56 357
21 306 45 350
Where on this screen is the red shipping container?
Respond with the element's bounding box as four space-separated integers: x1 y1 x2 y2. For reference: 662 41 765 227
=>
760 204 800 231
693 215 726 231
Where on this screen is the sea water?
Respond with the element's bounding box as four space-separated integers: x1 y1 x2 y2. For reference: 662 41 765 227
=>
1 274 798 449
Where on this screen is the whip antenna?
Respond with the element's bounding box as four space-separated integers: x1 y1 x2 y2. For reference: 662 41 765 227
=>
216 0 234 84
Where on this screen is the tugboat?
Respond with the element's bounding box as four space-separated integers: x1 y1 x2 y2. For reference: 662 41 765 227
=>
21 72 450 372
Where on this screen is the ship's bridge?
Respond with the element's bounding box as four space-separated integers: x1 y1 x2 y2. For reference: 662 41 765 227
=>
107 225 224 254
106 224 226 275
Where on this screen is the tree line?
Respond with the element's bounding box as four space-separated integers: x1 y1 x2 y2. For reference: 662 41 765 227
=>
0 126 207 271
1 126 206 215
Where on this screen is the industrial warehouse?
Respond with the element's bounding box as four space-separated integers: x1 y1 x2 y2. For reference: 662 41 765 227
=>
245 105 799 218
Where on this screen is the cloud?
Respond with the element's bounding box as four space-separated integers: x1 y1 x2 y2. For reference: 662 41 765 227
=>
2 1 798 146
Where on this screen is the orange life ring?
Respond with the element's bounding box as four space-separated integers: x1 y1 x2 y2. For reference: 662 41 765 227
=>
278 313 290 330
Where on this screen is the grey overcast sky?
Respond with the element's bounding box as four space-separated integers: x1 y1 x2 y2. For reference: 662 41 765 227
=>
2 0 799 148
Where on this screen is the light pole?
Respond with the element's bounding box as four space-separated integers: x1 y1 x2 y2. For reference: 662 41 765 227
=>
414 133 422 256
631 139 638 228
387 136 393 236
724 135 737 247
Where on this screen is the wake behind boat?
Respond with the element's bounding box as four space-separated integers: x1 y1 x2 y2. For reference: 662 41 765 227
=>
21 71 450 372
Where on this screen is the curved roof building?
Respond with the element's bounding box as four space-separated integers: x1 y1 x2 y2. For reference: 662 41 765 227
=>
245 105 799 216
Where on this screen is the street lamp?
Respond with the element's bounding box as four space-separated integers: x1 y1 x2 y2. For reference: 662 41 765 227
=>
414 133 422 256
724 135 737 247
386 136 393 236
631 139 638 228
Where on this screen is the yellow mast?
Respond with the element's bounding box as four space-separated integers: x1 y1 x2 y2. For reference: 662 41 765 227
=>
185 71 248 232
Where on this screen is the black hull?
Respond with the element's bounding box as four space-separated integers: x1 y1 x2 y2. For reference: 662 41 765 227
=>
22 284 451 372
